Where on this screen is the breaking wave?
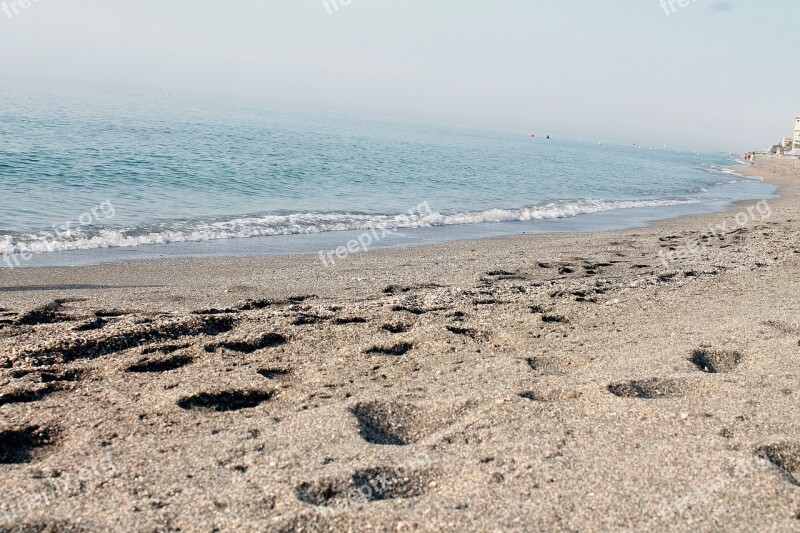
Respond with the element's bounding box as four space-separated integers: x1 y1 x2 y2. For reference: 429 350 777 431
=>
0 198 704 255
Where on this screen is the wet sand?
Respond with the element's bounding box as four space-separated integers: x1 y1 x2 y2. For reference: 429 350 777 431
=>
1 158 799 532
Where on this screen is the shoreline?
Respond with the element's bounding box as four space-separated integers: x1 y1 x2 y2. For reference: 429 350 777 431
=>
0 162 775 271
1 158 799 530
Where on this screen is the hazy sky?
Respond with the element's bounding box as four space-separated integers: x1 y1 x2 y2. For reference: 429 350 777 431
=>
1 0 797 151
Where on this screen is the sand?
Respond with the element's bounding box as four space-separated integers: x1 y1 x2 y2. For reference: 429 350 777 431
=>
1 158 800 532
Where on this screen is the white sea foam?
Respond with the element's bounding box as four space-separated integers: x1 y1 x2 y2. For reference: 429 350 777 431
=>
708 164 763 181
0 198 704 256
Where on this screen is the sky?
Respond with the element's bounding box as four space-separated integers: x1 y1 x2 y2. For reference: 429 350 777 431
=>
0 0 797 152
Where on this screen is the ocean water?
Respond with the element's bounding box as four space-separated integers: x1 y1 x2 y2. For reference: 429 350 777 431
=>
0 83 775 267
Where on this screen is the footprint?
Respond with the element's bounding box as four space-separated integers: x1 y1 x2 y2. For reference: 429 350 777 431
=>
445 325 482 340
236 295 316 311
365 342 413 357
16 301 72 326
126 354 193 373
473 298 506 306
526 355 589 375
483 270 526 281
351 402 420 445
206 332 287 354
177 390 273 412
296 466 432 508
384 285 413 295
762 320 800 336
519 389 582 402
382 323 410 334
384 284 442 295
541 314 570 324
292 314 329 326
257 368 292 380
690 349 743 373
485 270 515 277
94 309 136 318
0 425 60 464
11 368 86 383
350 401 464 446
141 343 190 355
757 442 800 486
191 308 238 316
334 317 368 325
237 299 279 311
73 317 107 332
607 378 686 399
391 305 439 315
0 384 61 407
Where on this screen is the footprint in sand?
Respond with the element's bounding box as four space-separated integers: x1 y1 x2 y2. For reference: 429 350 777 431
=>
383 283 442 296
16 301 75 326
445 325 484 340
365 342 413 357
205 332 287 354
690 348 743 374
351 402 425 446
526 355 589 376
141 343 190 355
607 378 687 399
126 354 194 373
350 400 468 446
0 384 63 407
257 367 292 380
10 368 87 383
177 389 274 412
333 317 368 325
73 317 108 332
519 389 582 402
383 323 411 334
541 314 570 324
757 442 800 486
292 313 329 326
0 425 61 464
296 466 434 507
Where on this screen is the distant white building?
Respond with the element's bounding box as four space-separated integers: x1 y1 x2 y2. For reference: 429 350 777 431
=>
794 116 800 149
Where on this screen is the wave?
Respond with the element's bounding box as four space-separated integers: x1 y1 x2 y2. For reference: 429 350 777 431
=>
0 198 704 255
706 164 763 182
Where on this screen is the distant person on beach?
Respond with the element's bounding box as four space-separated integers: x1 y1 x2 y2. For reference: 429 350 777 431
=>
750 153 756 166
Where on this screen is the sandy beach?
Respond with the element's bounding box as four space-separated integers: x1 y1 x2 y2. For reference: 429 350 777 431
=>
1 158 799 532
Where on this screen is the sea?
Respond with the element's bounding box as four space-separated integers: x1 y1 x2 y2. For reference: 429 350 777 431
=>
0 82 776 268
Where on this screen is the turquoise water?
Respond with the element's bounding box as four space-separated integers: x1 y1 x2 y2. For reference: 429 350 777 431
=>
0 83 775 266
